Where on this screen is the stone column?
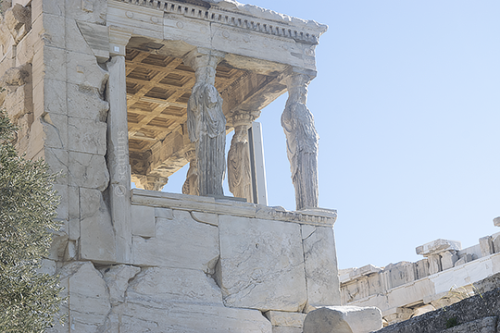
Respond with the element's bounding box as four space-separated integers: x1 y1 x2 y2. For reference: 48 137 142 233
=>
106 27 132 263
281 72 319 210
227 111 260 202
183 48 226 196
182 145 199 196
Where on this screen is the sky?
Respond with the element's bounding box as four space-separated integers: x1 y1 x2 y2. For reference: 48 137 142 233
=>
163 0 500 270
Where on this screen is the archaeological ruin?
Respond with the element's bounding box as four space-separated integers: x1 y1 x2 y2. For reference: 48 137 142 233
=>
0 0 384 332
340 224 500 327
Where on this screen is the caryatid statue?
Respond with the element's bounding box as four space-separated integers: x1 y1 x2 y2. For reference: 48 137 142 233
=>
184 49 226 196
227 111 260 202
281 73 319 210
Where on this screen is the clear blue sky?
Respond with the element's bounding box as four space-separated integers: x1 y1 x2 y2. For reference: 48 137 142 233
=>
163 1 500 270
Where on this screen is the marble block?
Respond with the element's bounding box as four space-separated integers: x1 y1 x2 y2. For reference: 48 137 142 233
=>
218 215 307 312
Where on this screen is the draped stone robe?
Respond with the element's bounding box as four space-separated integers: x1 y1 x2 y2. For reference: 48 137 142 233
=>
187 81 226 196
281 84 319 210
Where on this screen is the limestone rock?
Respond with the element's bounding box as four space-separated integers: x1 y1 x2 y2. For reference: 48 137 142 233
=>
218 215 307 312
132 209 219 272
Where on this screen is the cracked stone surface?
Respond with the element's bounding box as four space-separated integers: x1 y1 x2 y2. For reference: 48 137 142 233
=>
302 225 341 307
47 262 111 333
218 215 307 312
102 265 141 306
132 209 219 272
109 266 272 333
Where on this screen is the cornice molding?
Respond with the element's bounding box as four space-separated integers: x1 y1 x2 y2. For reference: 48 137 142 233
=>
111 0 327 45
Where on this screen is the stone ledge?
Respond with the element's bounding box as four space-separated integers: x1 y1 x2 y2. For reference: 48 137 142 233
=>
131 188 337 227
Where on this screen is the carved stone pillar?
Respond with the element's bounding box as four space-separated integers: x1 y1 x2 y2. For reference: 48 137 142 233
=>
182 146 199 196
106 27 132 262
281 72 319 210
183 48 226 196
227 111 260 202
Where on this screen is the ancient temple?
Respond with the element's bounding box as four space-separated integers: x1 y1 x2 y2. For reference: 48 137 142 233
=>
0 0 381 332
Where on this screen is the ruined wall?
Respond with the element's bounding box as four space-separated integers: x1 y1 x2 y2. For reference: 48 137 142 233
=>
340 232 500 325
42 190 341 333
0 0 114 266
374 273 500 333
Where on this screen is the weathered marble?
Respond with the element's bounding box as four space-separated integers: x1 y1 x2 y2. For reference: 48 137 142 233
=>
113 266 272 333
130 204 156 238
53 262 111 333
303 308 353 333
185 48 226 196
416 239 462 256
302 225 341 306
218 215 308 312
132 209 219 272
342 233 500 326
265 311 307 328
228 111 260 202
102 264 141 306
282 72 319 210
326 306 383 333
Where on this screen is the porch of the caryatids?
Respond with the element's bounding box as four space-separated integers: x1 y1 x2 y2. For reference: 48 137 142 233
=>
183 48 226 196
281 72 319 210
227 111 260 202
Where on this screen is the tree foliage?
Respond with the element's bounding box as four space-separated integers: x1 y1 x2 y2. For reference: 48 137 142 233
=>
0 109 63 332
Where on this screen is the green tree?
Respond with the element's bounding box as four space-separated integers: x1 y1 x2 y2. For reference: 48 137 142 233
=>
0 108 63 332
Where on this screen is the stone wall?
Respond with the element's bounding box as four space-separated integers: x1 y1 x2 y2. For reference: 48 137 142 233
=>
374 273 500 333
44 190 341 332
340 232 500 325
